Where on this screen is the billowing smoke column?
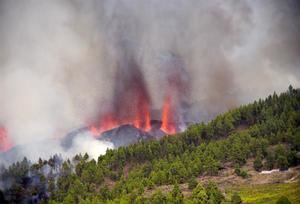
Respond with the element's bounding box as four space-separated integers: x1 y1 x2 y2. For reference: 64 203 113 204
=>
161 53 190 134
0 0 300 164
90 54 190 136
112 55 152 132
90 56 152 135
90 51 190 136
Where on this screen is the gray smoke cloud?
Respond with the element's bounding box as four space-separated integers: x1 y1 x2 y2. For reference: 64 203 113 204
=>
0 0 299 164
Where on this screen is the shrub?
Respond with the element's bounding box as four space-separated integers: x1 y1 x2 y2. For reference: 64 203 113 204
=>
276 196 291 204
239 170 248 178
231 193 242 204
188 177 198 190
253 156 263 171
235 166 248 178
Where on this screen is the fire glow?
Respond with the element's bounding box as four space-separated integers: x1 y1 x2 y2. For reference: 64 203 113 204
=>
90 107 151 136
89 55 188 137
89 91 179 136
133 100 151 132
0 127 13 152
161 96 177 134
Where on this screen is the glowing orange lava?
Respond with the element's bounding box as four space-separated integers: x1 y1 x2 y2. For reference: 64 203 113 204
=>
0 127 12 152
134 98 151 131
90 58 155 137
90 108 152 137
90 91 152 137
89 113 120 137
161 96 177 134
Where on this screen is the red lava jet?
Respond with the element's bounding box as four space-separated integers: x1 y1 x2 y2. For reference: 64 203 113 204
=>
0 127 13 152
133 97 151 131
161 95 177 134
90 113 120 135
90 57 152 136
89 52 189 137
160 53 190 135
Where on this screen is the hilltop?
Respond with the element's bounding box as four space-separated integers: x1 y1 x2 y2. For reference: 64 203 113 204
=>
0 86 300 203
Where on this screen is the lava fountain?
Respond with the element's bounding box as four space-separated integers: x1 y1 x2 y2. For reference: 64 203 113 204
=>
161 95 177 134
90 52 189 137
160 53 190 134
90 57 152 136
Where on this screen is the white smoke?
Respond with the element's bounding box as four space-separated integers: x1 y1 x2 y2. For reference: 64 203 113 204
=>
0 131 113 166
0 0 299 164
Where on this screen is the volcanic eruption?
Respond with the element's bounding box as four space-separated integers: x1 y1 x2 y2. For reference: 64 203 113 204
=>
90 53 153 136
89 51 191 138
0 0 299 169
160 53 190 134
161 95 177 134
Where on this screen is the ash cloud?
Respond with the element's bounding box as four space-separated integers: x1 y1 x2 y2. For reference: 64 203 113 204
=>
0 0 299 164
110 44 151 123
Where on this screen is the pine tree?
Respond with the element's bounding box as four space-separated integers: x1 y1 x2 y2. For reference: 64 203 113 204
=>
170 183 184 204
254 154 263 171
192 184 209 204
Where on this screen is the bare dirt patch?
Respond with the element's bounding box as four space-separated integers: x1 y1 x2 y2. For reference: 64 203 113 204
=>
143 162 300 198
198 160 300 189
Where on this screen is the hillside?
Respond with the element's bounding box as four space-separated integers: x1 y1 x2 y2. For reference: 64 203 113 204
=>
0 86 300 203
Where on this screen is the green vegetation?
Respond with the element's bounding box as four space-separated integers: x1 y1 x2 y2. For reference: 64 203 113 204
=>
188 176 198 190
1 86 299 203
231 193 242 204
276 196 291 204
234 166 248 178
228 182 300 204
253 154 263 171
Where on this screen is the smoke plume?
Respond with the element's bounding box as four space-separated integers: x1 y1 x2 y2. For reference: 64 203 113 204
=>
0 0 299 164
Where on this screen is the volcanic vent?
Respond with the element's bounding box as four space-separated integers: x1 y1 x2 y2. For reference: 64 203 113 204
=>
0 53 191 152
87 53 190 147
90 57 152 135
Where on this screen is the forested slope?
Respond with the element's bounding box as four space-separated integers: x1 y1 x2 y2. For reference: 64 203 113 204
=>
1 86 300 203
